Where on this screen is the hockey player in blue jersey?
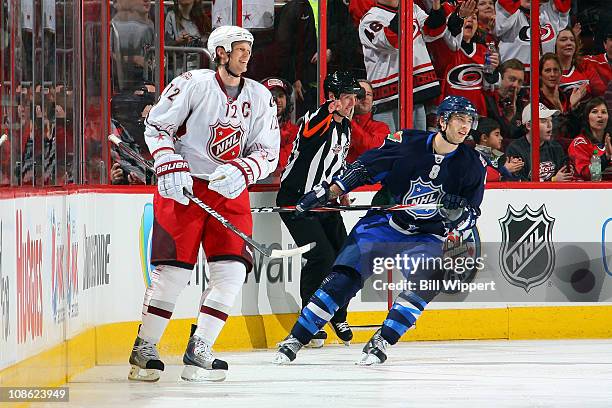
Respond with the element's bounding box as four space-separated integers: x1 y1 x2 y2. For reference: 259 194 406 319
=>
273 96 486 365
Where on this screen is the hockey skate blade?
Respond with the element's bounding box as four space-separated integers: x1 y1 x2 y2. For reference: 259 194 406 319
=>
304 338 325 348
128 365 161 382
272 352 292 365
181 364 227 382
356 353 383 366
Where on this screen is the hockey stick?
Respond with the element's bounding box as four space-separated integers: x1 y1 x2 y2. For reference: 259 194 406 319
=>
250 203 442 213
107 135 315 258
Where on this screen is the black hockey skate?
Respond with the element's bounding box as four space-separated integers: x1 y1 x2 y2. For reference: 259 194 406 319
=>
181 332 228 382
128 336 165 382
305 330 327 348
273 335 304 365
329 321 353 345
357 328 389 365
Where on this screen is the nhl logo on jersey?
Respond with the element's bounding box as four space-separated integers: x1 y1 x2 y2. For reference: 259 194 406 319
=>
207 121 244 163
402 177 442 219
498 204 555 292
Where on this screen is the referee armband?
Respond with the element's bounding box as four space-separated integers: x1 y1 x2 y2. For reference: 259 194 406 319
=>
332 161 373 193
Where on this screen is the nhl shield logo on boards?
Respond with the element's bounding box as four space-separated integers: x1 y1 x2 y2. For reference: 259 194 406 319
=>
207 121 244 163
402 177 442 219
498 204 555 292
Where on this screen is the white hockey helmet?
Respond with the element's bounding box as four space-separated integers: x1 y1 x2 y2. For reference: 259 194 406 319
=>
207 25 254 59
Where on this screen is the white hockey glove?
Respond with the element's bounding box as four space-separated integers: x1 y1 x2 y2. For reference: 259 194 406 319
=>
208 159 255 199
154 153 193 205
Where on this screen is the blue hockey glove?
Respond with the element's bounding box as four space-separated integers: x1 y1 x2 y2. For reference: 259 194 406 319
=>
441 193 467 211
295 181 331 214
440 193 475 232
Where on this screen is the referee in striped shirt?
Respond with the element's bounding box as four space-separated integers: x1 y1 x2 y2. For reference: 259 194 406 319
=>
277 71 363 346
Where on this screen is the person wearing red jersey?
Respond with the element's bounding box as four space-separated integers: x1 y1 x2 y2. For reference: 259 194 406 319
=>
582 31 612 98
568 97 612 180
424 0 499 116
555 28 599 101
128 25 279 383
347 79 390 163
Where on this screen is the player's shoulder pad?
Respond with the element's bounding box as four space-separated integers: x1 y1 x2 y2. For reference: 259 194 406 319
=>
244 78 275 103
385 129 432 145
461 144 489 173
244 77 272 95
170 69 214 91
185 68 215 81
386 131 404 143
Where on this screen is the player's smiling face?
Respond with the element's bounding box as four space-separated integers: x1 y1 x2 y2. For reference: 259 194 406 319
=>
228 41 252 75
445 114 474 143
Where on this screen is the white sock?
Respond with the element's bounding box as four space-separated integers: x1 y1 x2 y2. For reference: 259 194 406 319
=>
194 260 246 345
139 265 192 344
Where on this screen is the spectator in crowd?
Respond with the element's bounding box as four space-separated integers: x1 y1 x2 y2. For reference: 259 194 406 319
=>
484 58 527 141
347 79 390 163
506 103 573 182
260 77 299 174
109 83 156 185
476 0 497 43
582 30 612 102
472 117 523 181
165 0 211 76
328 0 367 79
165 0 210 47
276 0 339 118
555 27 600 100
359 0 440 132
424 0 499 116
539 52 586 139
568 97 612 180
495 0 570 77
110 0 155 92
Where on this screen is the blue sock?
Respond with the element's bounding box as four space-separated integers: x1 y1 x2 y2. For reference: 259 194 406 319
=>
380 292 427 345
291 289 338 344
291 269 362 344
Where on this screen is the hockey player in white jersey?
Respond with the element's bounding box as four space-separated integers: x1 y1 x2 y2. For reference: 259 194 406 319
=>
128 25 279 383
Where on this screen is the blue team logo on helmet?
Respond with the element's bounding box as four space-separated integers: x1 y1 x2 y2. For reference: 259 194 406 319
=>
437 96 479 130
402 177 443 219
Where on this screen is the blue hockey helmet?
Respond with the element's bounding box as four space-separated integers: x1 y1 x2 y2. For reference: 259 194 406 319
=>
436 96 479 130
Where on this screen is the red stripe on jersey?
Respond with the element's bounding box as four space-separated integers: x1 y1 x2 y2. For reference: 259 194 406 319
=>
373 81 399 101
200 305 229 321
151 147 175 157
371 73 399 84
147 305 173 319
